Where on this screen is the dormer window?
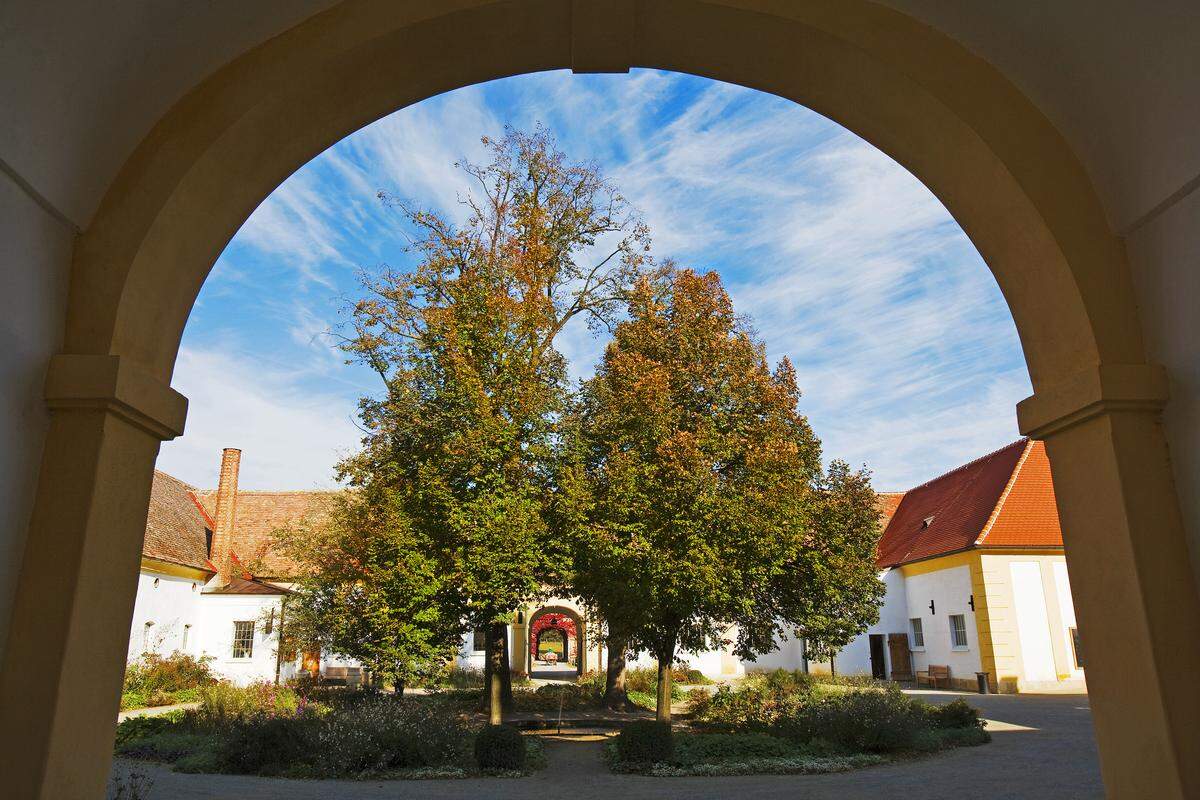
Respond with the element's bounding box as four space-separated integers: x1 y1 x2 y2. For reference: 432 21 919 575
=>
923 516 935 528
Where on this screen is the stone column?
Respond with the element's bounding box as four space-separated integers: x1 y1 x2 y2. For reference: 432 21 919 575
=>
511 606 528 678
1018 364 1200 799
0 355 186 800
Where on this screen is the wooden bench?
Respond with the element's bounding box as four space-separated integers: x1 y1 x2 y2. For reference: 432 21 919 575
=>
916 664 951 689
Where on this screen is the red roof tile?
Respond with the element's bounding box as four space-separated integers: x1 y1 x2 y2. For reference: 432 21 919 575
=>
876 439 1060 567
194 490 333 578
142 471 213 573
977 441 1062 548
876 492 906 529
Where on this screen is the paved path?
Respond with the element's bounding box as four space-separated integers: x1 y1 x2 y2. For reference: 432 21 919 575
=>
117 702 200 722
110 691 1103 799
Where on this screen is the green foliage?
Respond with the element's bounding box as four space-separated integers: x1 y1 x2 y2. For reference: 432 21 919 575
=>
194 682 305 724
117 694 476 779
120 652 216 708
510 682 603 711
688 678 990 758
474 724 526 771
124 652 216 694
616 720 674 763
562 268 884 722
670 732 799 765
928 698 986 730
275 492 462 690
114 710 187 746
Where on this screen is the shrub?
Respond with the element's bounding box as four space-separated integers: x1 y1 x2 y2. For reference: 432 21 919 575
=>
689 670 815 730
474 724 526 771
671 732 797 765
123 652 215 694
313 695 469 774
616 720 674 764
511 681 603 711
195 681 303 724
775 685 931 753
216 716 319 775
929 698 985 730
114 711 186 746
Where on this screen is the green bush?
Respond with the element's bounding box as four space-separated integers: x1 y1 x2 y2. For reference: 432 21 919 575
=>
474 724 526 771
929 698 985 730
671 732 798 765
216 716 319 775
114 711 187 746
511 681 603 711
616 720 674 764
195 681 303 724
124 652 215 695
774 685 933 753
688 670 815 730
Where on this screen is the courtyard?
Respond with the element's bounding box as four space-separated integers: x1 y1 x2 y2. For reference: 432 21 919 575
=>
112 690 1101 799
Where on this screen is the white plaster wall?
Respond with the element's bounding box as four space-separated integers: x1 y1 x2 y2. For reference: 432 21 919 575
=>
126 571 204 660
0 170 72 663
1009 561 1058 682
196 594 289 685
904 565 982 681
1052 562 1084 678
807 568 908 678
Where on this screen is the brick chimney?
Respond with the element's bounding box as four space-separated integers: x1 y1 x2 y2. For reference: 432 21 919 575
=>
211 448 241 584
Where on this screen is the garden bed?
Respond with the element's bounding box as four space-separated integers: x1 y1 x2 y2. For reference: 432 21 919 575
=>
114 683 545 779
605 671 990 776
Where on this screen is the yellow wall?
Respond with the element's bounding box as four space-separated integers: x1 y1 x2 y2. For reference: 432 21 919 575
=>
901 549 1079 693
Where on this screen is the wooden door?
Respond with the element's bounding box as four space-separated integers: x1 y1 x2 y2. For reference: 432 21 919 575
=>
887 633 914 681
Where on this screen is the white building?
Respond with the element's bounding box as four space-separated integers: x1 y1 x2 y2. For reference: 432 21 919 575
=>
129 440 1083 693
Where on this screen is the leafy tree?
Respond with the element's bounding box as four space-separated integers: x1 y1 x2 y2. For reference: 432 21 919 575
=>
274 490 461 692
338 126 650 722
570 268 883 721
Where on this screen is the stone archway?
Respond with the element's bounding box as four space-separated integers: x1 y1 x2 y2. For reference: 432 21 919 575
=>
527 606 586 678
1 2 1197 797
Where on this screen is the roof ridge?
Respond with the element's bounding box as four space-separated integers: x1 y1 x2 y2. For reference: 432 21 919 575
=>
893 446 1002 565
975 439 1034 546
195 488 339 495
153 468 196 491
900 437 1027 494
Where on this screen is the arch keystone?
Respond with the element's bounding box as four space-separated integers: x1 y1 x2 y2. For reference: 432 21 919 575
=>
571 0 637 74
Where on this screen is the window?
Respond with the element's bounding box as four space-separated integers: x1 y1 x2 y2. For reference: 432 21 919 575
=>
1070 626 1083 669
153 577 160 588
472 629 487 652
949 614 969 650
232 621 255 659
909 618 925 649
142 621 154 653
182 624 191 651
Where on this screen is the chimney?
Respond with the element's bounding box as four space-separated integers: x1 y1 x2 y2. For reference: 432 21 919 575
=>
211 448 241 584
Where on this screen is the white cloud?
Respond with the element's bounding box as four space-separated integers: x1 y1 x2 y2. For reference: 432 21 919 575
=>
156 347 363 489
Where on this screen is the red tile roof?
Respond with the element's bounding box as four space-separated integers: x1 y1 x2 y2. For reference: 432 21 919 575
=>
978 441 1062 547
876 492 906 529
142 471 213 573
876 439 1062 568
194 490 333 578
201 576 290 595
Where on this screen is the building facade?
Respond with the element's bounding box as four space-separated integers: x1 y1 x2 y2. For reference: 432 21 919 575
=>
128 440 1083 693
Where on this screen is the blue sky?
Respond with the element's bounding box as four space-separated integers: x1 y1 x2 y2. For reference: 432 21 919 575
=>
156 69 1031 492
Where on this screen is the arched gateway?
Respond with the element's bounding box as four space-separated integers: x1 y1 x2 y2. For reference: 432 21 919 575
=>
1 3 1197 798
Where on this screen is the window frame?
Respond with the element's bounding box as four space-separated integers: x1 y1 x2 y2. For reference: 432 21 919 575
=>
232 620 255 660
949 614 969 650
472 628 487 652
1069 626 1083 669
909 617 925 650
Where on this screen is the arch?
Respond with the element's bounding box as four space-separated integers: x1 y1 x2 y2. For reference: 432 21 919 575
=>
2 2 1198 798
527 605 586 677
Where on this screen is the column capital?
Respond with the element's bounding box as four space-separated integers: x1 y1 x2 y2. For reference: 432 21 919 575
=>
1017 363 1168 439
43 354 188 441
571 0 637 74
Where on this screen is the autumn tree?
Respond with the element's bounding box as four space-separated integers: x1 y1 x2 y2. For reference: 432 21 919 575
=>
275 491 461 691
570 268 883 721
339 126 650 722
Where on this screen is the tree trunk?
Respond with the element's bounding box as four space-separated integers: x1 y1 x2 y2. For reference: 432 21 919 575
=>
655 635 675 723
496 621 514 710
395 680 405 697
485 625 504 724
604 632 631 710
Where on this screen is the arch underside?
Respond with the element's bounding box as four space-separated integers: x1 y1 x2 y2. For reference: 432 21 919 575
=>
72 0 1144 391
